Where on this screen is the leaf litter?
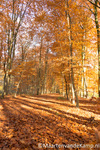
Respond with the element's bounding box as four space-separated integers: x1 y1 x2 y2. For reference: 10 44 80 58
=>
0 94 100 150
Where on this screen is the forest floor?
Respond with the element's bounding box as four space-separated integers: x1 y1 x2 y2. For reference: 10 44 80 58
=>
0 94 100 150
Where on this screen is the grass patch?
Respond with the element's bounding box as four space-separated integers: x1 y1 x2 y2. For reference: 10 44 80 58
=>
57 96 66 100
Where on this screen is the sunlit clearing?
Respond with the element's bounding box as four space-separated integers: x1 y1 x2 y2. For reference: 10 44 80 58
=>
0 105 3 110
20 104 33 110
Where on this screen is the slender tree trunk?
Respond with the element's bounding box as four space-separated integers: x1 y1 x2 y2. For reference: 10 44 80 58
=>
37 37 42 95
61 73 65 96
84 77 88 98
44 47 49 94
64 77 69 100
81 49 86 98
15 80 21 97
2 63 6 98
68 83 72 102
65 0 79 107
80 24 87 98
94 2 100 97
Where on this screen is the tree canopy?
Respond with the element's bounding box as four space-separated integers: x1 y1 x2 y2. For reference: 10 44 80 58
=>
0 0 100 107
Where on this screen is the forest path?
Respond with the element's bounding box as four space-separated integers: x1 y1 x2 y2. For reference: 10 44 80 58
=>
0 94 100 150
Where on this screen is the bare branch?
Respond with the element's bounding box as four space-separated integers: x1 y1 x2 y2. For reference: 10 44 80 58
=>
87 0 100 9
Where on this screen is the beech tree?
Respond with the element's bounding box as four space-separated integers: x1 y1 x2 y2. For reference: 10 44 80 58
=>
88 0 100 97
0 0 98 107
82 0 100 96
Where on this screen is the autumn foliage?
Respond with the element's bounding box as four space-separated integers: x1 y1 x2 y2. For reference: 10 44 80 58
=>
0 0 99 102
0 0 100 148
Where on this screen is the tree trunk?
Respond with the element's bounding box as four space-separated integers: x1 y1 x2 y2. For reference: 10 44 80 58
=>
15 80 21 97
44 46 49 94
94 1 100 97
3 0 28 96
37 37 42 95
84 77 88 98
61 74 65 96
65 0 79 107
64 76 69 100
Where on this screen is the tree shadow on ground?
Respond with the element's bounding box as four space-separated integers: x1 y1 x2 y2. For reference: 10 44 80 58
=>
13 96 100 126
0 95 98 150
15 94 100 116
22 94 67 101
34 95 100 115
78 99 100 115
80 105 100 115
8 97 99 128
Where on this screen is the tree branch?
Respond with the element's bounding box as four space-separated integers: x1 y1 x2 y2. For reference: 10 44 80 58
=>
87 0 100 9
